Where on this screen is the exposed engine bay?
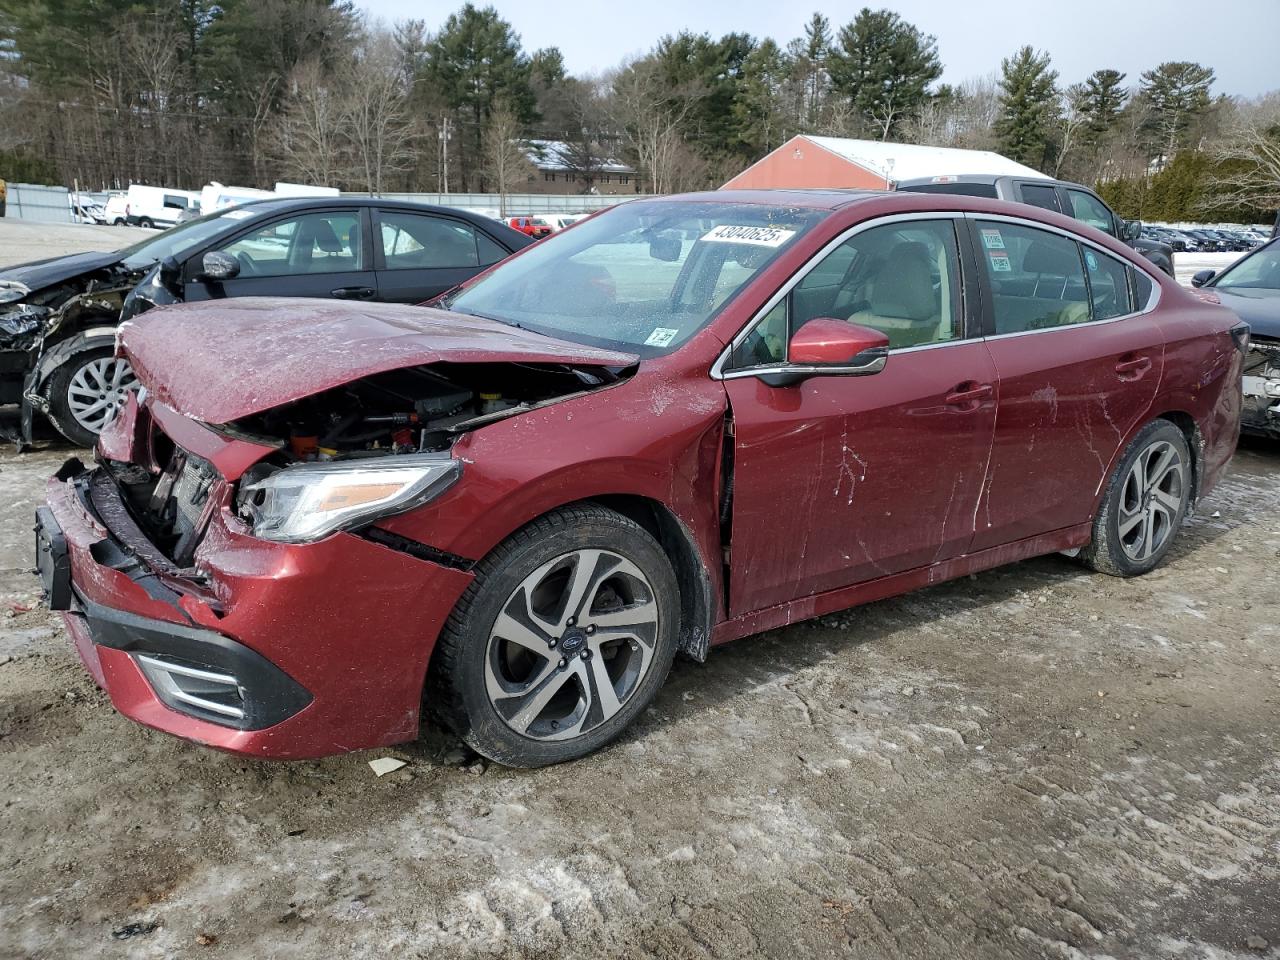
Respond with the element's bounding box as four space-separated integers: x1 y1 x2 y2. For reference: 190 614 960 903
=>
225 361 621 460
99 361 625 565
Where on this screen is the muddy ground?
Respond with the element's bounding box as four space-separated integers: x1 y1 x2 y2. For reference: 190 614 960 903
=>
0 225 1277 959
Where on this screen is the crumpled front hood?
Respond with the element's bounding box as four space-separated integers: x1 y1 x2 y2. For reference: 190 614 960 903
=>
119 297 639 423
0 250 123 293
1215 290 1280 340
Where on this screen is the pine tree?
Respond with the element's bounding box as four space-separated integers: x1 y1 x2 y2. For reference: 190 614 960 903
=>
786 13 832 129
1081 69 1127 143
994 46 1059 170
828 8 942 140
1139 61 1215 163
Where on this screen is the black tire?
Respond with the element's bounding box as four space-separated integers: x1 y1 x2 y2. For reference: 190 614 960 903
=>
139 217 154 229
112 218 125 226
1080 419 1192 577
45 347 134 448
428 504 680 767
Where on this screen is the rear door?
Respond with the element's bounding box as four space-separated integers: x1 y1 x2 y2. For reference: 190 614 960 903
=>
183 207 375 303
373 209 511 302
721 215 998 614
967 215 1164 550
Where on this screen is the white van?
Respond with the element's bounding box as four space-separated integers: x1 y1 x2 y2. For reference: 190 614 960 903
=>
103 194 129 225
124 185 200 229
199 182 275 215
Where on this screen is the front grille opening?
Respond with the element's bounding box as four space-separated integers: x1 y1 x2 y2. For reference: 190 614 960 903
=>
135 653 246 725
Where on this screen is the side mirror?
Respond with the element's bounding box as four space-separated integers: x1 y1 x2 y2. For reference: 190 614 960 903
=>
157 255 182 293
760 319 890 387
1191 269 1215 288
1124 219 1143 242
648 234 682 262
200 250 240 281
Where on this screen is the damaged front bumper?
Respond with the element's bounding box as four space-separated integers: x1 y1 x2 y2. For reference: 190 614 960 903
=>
39 455 475 759
1242 339 1280 438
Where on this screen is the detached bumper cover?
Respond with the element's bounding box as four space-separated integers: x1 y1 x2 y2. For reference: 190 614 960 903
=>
42 459 475 759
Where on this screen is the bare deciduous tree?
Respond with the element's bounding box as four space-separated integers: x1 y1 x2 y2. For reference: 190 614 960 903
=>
483 97 534 215
610 60 696 194
345 33 416 194
1204 94 1280 211
272 59 350 187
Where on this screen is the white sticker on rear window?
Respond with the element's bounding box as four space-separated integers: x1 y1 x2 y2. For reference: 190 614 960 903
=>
989 252 1012 272
644 327 679 347
700 225 796 247
222 209 253 220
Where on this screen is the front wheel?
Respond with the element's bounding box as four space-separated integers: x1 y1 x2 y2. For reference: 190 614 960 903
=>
1080 419 1191 577
45 348 139 448
429 505 680 767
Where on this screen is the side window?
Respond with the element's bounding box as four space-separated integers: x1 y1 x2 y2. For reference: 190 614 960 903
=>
476 231 508 265
1082 246 1134 319
1132 268 1154 307
218 212 363 277
976 221 1090 333
1066 190 1116 236
1019 184 1062 213
379 212 481 270
728 218 963 367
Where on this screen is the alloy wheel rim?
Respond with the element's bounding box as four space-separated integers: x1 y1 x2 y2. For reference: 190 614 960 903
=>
484 549 659 742
1118 440 1185 562
67 357 138 435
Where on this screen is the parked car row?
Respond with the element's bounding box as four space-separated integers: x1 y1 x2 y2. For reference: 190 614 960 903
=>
32 187 1248 768
1141 224 1268 253
0 197 533 446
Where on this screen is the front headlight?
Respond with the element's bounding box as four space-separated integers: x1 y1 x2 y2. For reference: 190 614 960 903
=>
0 284 29 305
239 454 460 544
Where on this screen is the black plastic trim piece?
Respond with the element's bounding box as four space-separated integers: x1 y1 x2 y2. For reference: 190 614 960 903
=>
361 526 475 571
72 589 312 730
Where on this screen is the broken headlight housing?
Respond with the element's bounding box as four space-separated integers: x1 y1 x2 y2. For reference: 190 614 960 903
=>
238 454 460 543
0 283 29 305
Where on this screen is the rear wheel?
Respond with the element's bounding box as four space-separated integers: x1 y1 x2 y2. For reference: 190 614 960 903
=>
46 347 139 448
1080 419 1191 577
139 217 154 229
429 504 679 767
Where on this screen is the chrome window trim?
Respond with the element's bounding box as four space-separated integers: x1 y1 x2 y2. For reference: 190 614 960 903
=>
710 212 968 381
963 212 1163 346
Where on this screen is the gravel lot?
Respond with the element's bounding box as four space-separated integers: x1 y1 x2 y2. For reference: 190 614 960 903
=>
1 223 1278 959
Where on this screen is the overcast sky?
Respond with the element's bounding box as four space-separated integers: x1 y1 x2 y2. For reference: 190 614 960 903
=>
357 0 1278 97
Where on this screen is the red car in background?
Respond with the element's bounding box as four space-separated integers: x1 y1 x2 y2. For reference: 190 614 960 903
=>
37 190 1245 767
508 215 553 239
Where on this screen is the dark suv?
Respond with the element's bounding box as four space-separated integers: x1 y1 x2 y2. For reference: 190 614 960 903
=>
896 174 1174 276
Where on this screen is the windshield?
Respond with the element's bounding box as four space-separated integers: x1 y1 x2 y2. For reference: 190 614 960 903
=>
117 205 273 269
1214 240 1280 298
443 200 824 355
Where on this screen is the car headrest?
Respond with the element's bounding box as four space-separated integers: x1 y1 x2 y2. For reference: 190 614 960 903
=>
870 242 935 322
1023 239 1079 277
303 218 343 254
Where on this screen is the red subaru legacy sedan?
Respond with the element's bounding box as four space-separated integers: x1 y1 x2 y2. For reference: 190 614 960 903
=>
36 190 1245 766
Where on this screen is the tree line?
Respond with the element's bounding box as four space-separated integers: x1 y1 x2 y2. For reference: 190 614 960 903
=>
1 1 1276 221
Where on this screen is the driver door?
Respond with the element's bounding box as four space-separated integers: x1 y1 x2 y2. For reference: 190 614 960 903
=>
721 216 998 615
182 208 376 303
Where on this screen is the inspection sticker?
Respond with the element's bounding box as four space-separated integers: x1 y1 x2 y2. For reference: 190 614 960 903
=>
989 252 1012 272
700 225 796 247
645 327 680 347
980 228 1005 249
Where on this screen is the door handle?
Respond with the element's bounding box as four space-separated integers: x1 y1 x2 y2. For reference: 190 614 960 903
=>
331 286 376 300
944 382 994 409
1115 354 1152 380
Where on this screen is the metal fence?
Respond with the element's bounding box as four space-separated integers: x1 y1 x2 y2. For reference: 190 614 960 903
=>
352 192 641 215
5 183 73 223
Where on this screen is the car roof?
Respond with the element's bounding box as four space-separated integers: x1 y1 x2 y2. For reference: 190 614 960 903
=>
222 195 509 222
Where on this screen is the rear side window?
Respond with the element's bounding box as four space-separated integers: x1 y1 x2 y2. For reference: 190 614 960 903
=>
900 182 999 199
379 212 483 270
1082 246 1134 319
1019 184 1061 213
1132 269 1154 307
975 221 1089 334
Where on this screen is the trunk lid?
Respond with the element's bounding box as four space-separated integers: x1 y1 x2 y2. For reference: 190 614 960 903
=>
119 297 638 424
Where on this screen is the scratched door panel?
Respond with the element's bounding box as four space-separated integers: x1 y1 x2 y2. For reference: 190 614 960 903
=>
972 317 1164 551
724 343 998 616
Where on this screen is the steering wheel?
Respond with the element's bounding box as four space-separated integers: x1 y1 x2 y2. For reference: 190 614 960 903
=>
235 251 259 277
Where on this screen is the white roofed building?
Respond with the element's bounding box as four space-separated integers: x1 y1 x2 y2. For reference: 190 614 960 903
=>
521 139 639 196
722 135 1049 191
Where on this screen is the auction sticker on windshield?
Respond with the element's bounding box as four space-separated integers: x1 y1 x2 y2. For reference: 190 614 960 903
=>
644 327 679 347
700 225 797 247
